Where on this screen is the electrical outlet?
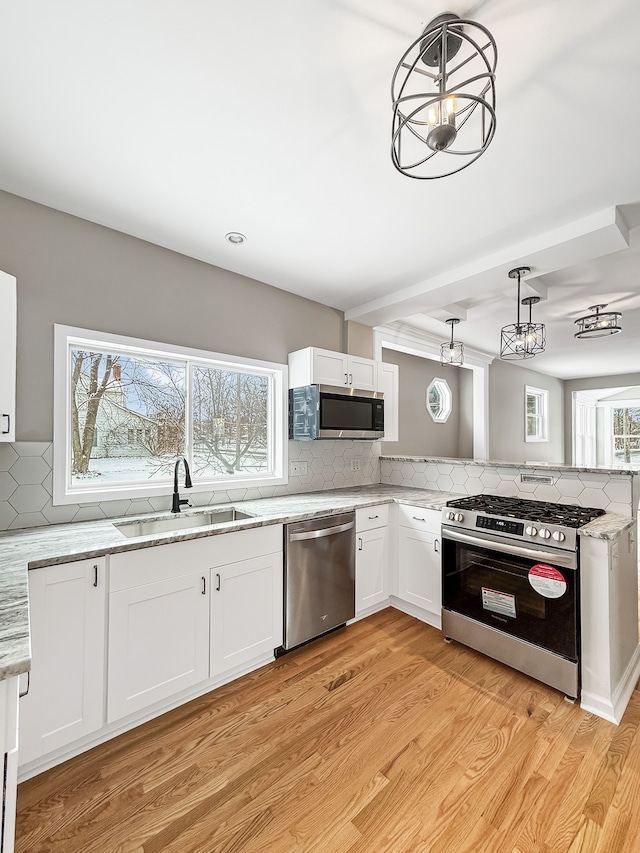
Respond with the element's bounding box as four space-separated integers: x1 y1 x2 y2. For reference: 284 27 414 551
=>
351 458 361 471
290 461 308 476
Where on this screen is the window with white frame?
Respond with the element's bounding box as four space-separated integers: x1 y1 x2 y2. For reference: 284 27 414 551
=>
426 377 452 423
525 386 548 442
611 406 640 465
53 325 287 504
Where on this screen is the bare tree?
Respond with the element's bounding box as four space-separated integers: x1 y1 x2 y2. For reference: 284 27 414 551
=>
71 351 118 474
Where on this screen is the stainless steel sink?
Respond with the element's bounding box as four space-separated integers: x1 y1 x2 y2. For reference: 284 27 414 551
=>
113 508 255 538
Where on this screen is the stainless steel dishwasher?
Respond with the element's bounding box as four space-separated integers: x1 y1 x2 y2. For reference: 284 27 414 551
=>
282 511 355 651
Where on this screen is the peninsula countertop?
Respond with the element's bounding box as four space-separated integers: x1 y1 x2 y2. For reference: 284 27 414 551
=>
0 484 633 683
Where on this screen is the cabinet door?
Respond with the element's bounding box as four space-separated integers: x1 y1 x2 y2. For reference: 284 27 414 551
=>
312 348 350 387
210 553 283 678
19 559 106 766
377 361 399 441
398 526 441 615
348 355 377 391
1 676 19 853
356 527 389 613
0 270 17 442
108 572 209 723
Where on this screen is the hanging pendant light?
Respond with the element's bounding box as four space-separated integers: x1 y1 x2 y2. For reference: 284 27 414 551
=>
440 318 464 366
391 12 497 179
520 296 546 355
574 304 622 339
500 267 546 360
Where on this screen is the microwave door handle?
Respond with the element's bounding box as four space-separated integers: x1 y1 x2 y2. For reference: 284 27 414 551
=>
442 527 577 569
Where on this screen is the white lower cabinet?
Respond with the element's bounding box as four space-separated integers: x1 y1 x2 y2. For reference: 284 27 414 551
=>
107 525 282 724
397 506 442 620
355 505 390 615
107 568 209 723
19 558 107 766
1 676 19 853
210 552 283 677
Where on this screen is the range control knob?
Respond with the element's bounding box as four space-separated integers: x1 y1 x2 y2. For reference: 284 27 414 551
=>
539 528 551 539
454 513 464 523
552 530 566 542
525 525 538 537
446 511 455 521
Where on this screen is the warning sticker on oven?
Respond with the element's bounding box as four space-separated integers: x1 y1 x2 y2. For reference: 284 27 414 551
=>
528 564 567 599
481 587 516 618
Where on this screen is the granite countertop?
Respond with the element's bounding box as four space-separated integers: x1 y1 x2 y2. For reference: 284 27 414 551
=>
0 485 453 682
380 455 640 477
0 483 633 683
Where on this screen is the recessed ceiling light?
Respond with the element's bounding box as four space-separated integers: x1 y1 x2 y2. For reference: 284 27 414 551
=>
225 232 247 245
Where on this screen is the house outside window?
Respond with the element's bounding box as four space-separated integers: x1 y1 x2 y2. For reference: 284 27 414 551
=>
426 378 452 423
53 325 287 504
525 386 548 442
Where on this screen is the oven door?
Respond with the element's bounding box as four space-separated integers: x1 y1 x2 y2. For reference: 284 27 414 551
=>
442 526 579 661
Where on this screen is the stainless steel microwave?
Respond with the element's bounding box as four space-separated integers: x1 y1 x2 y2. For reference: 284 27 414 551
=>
289 384 384 440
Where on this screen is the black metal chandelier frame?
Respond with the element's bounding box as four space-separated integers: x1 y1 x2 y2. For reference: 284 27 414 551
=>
574 304 622 339
391 13 497 179
500 267 546 360
440 318 464 366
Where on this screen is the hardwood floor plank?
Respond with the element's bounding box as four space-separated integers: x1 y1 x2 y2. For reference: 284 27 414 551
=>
15 609 639 853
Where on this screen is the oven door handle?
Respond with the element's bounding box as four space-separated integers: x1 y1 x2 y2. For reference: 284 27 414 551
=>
442 527 577 569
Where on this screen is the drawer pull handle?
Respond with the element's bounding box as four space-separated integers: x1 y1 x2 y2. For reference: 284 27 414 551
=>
216 573 221 591
202 576 207 595
413 516 426 522
434 538 440 553
93 564 98 587
358 537 363 551
368 515 379 520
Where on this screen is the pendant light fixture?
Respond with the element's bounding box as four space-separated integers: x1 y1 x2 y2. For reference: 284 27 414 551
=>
391 12 497 179
440 318 464 366
574 304 622 338
520 295 546 356
500 267 546 360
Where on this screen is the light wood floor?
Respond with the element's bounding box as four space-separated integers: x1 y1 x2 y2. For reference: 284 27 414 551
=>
15 608 640 853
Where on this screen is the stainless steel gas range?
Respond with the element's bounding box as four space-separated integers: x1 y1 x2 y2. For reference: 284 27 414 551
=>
440 494 606 699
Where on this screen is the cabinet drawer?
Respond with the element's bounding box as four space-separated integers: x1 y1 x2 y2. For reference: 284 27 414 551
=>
356 504 389 532
397 504 440 533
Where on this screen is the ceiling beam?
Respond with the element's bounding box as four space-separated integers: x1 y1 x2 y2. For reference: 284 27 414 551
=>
345 207 629 328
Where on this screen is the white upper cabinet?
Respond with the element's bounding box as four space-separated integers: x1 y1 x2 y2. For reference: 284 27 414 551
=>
289 347 378 391
0 270 17 442
377 362 399 442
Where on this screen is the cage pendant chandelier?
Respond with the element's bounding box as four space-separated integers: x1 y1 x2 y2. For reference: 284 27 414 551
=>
574 304 622 338
440 318 464 366
391 12 497 179
500 267 546 359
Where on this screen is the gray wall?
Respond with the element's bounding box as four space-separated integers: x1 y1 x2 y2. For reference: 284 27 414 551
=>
564 372 640 463
380 348 472 457
0 191 343 441
489 359 564 464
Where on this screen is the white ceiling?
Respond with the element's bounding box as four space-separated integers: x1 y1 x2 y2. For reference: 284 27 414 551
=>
2 0 640 380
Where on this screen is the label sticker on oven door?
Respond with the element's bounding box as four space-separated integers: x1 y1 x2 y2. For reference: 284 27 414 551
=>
528 564 567 599
481 588 516 618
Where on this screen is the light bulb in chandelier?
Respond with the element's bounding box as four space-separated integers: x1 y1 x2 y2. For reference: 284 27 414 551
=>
426 96 458 151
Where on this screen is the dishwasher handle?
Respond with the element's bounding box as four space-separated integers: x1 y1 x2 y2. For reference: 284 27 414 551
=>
289 520 354 541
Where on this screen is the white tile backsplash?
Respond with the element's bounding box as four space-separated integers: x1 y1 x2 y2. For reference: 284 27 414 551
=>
380 458 638 517
0 440 382 531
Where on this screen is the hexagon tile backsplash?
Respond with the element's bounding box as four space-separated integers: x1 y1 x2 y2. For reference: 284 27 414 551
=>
379 457 638 517
0 440 382 531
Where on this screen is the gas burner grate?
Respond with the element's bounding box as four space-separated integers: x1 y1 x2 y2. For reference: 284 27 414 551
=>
446 494 606 528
